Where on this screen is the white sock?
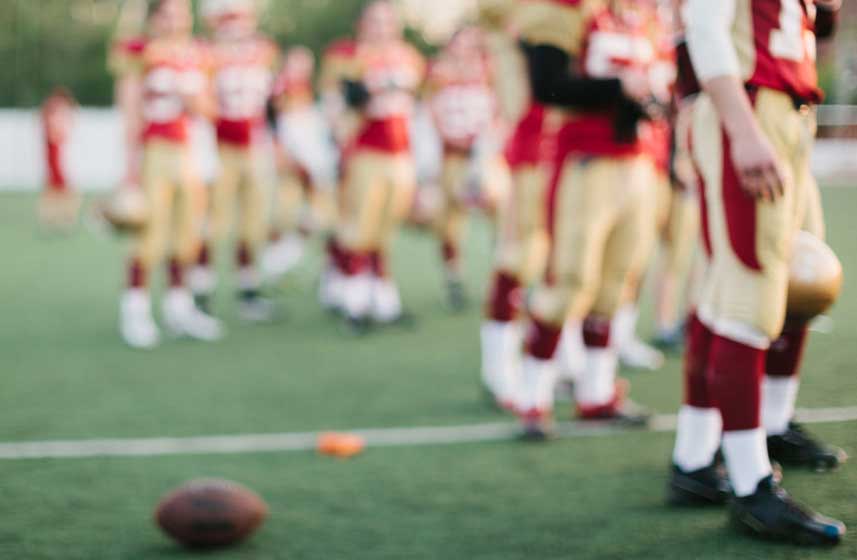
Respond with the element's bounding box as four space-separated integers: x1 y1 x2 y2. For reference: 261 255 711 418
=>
188 266 216 295
722 428 773 497
762 376 800 436
341 273 373 319
480 321 522 397
613 303 638 351
575 347 618 407
673 406 723 472
371 277 402 322
557 321 585 382
238 266 260 292
517 356 559 415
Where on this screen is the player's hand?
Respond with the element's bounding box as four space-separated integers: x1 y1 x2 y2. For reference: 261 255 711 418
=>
729 128 785 202
619 68 651 103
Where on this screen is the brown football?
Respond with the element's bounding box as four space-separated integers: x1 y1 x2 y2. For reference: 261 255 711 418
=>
155 479 268 549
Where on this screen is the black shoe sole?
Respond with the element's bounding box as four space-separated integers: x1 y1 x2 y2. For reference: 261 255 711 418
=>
729 512 843 547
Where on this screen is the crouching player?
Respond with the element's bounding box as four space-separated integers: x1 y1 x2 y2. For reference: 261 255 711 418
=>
111 0 223 349
427 26 509 310
333 1 425 332
667 0 846 545
515 0 658 438
190 0 279 322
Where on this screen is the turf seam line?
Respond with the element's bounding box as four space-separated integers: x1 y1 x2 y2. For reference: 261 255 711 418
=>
1 406 856 461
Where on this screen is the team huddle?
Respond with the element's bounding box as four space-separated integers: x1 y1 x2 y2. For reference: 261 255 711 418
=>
100 0 847 548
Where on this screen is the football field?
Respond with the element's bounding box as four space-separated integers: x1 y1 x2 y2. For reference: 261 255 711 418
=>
1 187 857 559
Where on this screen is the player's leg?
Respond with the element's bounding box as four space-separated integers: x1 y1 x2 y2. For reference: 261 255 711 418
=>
370 154 417 325
163 148 224 342
654 188 700 351
612 168 669 371
482 164 548 410
262 165 308 282
577 156 655 423
189 146 240 313
336 152 387 331
695 92 843 543
517 158 610 438
764 146 845 471
120 144 172 349
435 153 469 310
234 148 275 322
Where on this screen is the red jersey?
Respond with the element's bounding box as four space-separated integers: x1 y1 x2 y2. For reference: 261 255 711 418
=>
353 42 425 154
111 37 209 144
427 55 496 152
743 0 822 103
557 6 655 157
209 36 279 147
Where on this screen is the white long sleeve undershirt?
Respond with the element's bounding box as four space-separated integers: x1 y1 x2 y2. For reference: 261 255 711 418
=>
685 0 742 81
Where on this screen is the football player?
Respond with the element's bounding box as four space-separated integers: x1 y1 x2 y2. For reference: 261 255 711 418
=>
316 32 363 312
332 0 425 332
426 26 509 310
39 87 80 232
611 1 677 371
479 0 557 410
263 47 333 281
650 0 702 353
190 0 280 322
111 0 223 349
667 0 846 545
514 0 660 438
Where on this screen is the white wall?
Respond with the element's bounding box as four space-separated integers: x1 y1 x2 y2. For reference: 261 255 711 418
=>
0 107 853 191
0 108 220 192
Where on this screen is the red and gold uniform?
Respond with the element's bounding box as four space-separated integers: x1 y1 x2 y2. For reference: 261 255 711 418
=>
205 35 278 258
670 0 847 525
39 89 80 228
515 0 663 425
110 35 210 276
427 34 509 279
319 38 363 149
689 0 825 342
271 49 338 236
336 41 425 266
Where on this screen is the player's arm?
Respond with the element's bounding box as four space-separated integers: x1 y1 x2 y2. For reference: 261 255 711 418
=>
115 68 143 186
686 0 784 201
815 0 841 40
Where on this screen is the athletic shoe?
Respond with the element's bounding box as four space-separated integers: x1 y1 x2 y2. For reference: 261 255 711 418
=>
768 422 848 472
120 290 160 350
163 289 224 342
619 338 665 371
729 476 845 546
667 462 731 507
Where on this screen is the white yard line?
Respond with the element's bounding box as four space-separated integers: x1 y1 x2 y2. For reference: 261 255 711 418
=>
1 406 856 461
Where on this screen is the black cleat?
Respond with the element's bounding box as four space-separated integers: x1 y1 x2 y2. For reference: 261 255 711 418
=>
667 463 731 507
729 476 845 546
768 422 848 472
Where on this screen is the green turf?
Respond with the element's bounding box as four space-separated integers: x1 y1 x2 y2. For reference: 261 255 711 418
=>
1 188 856 559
